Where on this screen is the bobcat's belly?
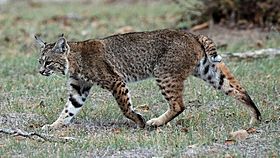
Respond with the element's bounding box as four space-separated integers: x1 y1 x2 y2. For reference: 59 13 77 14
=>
122 66 154 82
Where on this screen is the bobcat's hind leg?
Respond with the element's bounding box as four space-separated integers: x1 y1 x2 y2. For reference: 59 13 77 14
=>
146 75 185 127
193 59 261 125
110 80 145 128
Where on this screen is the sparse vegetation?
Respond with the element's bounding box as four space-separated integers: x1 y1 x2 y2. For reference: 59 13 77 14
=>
177 0 280 29
0 0 279 157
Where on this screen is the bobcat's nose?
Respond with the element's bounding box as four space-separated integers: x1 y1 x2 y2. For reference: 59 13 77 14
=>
39 68 52 76
39 69 45 75
39 68 50 76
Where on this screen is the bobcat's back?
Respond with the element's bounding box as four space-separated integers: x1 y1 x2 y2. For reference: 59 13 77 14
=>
100 29 203 82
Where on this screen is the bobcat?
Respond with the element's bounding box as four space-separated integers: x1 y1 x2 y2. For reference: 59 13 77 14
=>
35 29 261 129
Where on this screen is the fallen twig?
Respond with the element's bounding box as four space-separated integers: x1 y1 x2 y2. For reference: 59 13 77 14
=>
0 128 76 142
221 48 280 61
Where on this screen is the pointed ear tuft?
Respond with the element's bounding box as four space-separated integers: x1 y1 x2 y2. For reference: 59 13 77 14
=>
34 35 46 48
53 37 69 54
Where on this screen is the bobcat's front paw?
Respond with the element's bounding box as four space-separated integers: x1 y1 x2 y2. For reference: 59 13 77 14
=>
41 121 65 130
146 118 164 127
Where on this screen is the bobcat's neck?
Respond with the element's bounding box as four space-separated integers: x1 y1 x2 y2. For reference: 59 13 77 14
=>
65 42 81 76
66 40 105 78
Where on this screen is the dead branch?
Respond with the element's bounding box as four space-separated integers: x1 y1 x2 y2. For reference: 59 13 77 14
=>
0 128 76 142
221 48 280 61
190 22 209 31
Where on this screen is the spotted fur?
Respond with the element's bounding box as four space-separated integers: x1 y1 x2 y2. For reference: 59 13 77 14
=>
35 29 261 129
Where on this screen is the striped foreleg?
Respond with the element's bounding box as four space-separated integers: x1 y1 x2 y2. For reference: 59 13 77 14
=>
42 77 91 129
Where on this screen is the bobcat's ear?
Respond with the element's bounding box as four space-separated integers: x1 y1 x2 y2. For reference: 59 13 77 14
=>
53 37 69 54
34 35 46 49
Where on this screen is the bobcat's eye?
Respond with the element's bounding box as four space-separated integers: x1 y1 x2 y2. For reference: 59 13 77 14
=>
45 61 52 66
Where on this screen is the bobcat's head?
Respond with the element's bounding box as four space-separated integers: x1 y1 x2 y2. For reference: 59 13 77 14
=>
35 36 69 76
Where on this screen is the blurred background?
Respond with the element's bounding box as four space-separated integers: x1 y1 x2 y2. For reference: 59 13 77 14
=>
0 0 279 54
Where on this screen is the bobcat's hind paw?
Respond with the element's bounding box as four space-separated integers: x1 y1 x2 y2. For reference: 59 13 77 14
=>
249 116 261 126
146 118 164 127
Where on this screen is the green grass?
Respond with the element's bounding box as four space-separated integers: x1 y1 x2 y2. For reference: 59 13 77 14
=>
0 1 279 157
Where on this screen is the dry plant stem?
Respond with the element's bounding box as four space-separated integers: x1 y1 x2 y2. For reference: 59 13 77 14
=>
222 48 280 60
0 128 75 142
